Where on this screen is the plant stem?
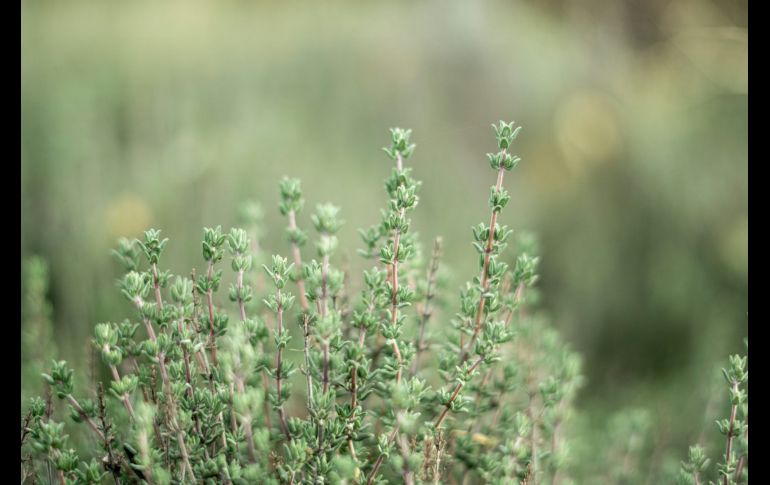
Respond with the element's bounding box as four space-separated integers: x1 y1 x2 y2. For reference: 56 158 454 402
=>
366 425 400 485
175 309 205 443
734 418 747 482
234 267 257 462
460 163 506 363
158 356 197 482
275 288 291 440
205 261 219 366
151 273 196 481
96 383 127 485
66 394 105 441
302 314 314 413
390 230 404 384
723 381 740 485
136 424 156 485
108 364 136 420
412 237 442 376
133 298 196 482
322 341 331 394
189 271 213 377
346 327 366 461
435 356 485 428
319 247 333 395
470 290 520 434
151 264 164 313
190 270 230 456
20 411 32 448
432 433 444 485
389 152 407 384
398 433 416 485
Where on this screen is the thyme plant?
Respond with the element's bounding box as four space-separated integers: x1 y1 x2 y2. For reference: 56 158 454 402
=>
22 121 591 484
679 341 748 485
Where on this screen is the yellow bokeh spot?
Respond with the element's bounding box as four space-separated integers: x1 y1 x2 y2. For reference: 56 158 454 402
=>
471 432 499 447
105 194 153 240
555 91 623 173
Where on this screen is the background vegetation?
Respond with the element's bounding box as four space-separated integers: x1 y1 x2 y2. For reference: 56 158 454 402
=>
22 0 747 481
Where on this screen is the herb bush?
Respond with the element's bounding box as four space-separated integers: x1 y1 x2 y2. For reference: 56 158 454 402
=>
678 341 748 485
20 122 746 484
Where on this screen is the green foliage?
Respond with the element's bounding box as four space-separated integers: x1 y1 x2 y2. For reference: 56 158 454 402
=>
20 122 741 484
679 341 748 485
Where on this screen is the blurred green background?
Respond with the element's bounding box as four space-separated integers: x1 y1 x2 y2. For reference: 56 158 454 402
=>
22 0 747 479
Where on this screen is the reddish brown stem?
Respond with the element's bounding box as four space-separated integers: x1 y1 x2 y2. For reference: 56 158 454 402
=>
367 426 401 485
734 419 747 481
158 356 196 481
236 270 247 321
132 297 195 481
108 364 136 419
735 456 745 483
385 152 408 384
460 165 506 363
151 264 164 312
724 381 740 485
351 364 358 410
66 394 106 441
435 356 485 428
398 433 416 485
190 272 229 455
